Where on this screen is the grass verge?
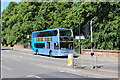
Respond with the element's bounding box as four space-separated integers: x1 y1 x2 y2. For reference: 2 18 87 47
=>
1 46 11 49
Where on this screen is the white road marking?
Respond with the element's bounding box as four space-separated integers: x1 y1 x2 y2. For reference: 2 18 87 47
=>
26 75 42 79
60 70 65 72
35 76 41 78
5 60 9 63
4 49 66 61
51 58 66 61
65 71 87 77
60 70 103 78
6 51 10 52
34 64 51 68
26 75 34 78
2 65 12 71
32 54 66 61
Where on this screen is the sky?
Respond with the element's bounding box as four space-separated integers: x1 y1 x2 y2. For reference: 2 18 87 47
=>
1 0 21 12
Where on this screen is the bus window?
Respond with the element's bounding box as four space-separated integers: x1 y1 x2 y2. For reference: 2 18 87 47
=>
54 43 59 49
47 42 50 49
34 43 45 48
35 30 58 37
60 42 73 50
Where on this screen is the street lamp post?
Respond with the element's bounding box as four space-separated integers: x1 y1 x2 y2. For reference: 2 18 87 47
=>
78 0 81 54
90 20 93 54
27 35 30 48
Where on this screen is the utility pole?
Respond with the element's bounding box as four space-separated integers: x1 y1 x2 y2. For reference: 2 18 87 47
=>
78 0 81 54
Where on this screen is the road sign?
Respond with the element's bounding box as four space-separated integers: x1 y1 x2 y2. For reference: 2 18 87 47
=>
75 36 85 40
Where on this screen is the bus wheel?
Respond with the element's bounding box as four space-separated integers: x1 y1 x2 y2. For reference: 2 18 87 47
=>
49 51 52 57
35 50 38 55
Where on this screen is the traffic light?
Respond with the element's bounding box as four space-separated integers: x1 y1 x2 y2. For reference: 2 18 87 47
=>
83 23 89 39
91 42 94 48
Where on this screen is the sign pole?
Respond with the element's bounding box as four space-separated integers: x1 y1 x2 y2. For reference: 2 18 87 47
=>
90 20 96 69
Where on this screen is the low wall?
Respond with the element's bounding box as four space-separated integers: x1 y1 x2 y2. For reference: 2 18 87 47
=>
81 49 120 57
13 44 24 48
13 44 31 48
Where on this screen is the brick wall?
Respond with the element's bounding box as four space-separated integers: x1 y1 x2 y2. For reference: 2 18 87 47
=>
81 49 120 57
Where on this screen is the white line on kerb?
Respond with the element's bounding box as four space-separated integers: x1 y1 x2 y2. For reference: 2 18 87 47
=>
26 75 34 78
2 65 12 71
66 71 87 76
26 75 42 79
60 70 88 77
64 71 102 78
35 76 41 78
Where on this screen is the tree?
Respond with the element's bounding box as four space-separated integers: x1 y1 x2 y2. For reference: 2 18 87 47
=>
2 2 119 50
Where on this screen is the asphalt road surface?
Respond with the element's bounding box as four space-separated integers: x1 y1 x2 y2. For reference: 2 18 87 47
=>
1 49 119 80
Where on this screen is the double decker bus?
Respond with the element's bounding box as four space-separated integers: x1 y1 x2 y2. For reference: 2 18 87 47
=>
31 28 74 56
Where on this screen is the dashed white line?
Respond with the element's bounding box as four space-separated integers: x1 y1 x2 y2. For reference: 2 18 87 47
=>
34 64 52 68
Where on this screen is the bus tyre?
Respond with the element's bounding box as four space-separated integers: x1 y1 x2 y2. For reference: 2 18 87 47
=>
49 51 52 57
35 50 38 55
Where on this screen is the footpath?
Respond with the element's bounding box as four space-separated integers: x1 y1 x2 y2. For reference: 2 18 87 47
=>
6 47 119 78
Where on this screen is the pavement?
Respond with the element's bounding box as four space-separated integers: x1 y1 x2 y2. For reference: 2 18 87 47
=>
4 47 119 78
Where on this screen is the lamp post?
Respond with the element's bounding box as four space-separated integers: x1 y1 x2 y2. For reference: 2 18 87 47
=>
27 35 30 48
90 19 97 69
90 20 93 55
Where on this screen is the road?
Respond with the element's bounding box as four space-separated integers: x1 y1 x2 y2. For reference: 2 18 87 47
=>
1 49 119 80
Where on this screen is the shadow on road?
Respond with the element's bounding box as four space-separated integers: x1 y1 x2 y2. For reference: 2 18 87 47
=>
1 48 13 50
54 55 79 59
33 54 79 59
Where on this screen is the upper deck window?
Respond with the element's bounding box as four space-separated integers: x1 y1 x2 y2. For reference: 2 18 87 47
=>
33 30 58 37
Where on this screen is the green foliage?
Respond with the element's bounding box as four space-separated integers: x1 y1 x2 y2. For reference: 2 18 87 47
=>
2 2 119 50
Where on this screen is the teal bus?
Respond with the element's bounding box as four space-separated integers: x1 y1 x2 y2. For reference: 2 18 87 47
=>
31 28 74 56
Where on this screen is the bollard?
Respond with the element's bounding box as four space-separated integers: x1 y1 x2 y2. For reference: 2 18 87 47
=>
67 54 73 67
